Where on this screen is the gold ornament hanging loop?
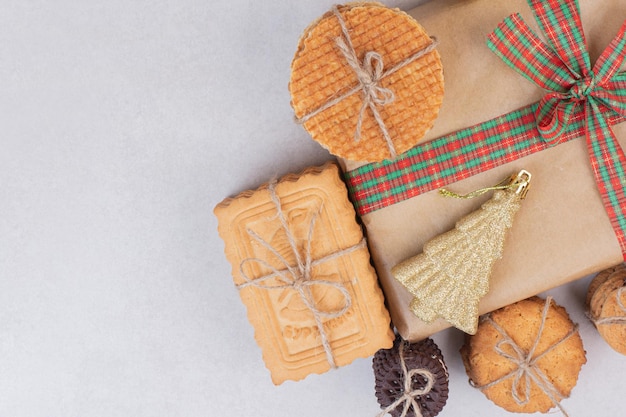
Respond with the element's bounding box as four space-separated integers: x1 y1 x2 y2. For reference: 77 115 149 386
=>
439 170 531 200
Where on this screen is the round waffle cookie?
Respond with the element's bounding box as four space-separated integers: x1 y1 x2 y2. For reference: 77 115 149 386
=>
290 2 444 162
373 337 449 417
587 264 626 355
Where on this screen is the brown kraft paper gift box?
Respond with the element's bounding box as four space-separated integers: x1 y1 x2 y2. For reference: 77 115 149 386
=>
339 0 626 341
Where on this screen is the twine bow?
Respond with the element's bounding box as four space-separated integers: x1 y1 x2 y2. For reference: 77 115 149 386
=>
376 341 435 417
487 0 626 256
236 181 367 368
471 297 579 417
296 5 438 159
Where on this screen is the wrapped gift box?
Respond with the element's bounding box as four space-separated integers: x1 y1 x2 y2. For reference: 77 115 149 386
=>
339 0 626 340
214 163 394 383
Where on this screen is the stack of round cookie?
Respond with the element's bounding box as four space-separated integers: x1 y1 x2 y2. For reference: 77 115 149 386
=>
460 297 586 414
587 263 626 355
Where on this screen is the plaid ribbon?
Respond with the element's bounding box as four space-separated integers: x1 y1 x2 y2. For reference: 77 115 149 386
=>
344 0 626 257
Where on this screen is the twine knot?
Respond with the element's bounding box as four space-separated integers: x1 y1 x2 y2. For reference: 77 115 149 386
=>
292 276 306 292
494 338 540 406
357 51 395 107
403 368 434 399
334 36 397 146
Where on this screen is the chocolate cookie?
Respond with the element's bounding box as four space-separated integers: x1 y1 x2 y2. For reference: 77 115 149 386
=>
373 337 448 417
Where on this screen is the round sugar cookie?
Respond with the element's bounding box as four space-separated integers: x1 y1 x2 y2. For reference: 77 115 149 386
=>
460 297 586 414
289 2 444 162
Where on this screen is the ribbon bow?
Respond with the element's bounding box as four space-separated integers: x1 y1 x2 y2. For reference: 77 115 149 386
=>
487 0 626 256
236 182 366 368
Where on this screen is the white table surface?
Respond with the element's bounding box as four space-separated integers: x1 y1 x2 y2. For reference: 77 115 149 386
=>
2 0 625 416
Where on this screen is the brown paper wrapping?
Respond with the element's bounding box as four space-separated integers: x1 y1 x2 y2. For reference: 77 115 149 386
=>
340 0 626 341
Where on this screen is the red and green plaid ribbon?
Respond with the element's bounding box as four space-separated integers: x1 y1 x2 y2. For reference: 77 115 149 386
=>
344 0 626 257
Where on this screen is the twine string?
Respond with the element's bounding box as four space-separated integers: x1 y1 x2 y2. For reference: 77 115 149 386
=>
589 286 626 325
470 297 578 417
296 5 439 159
377 342 435 417
236 181 367 368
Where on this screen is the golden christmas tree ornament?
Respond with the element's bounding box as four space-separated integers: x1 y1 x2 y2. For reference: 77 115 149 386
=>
391 170 532 334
